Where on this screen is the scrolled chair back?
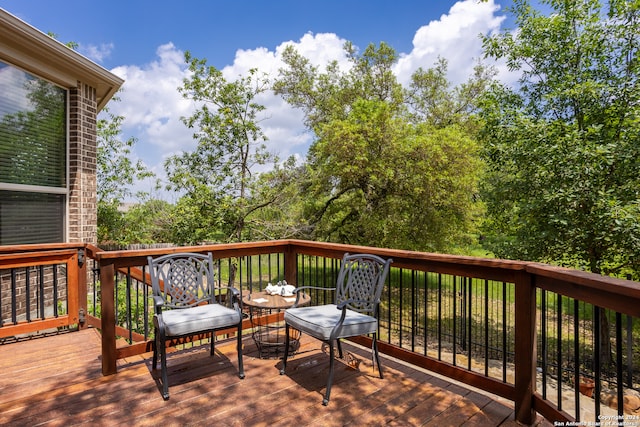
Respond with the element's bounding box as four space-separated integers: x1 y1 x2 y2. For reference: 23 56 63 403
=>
148 252 216 308
335 253 392 315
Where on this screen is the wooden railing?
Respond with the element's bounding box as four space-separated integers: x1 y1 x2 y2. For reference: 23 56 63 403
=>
1 240 638 425
0 243 87 338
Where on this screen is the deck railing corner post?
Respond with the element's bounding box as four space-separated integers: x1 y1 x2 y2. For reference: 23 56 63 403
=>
99 261 117 376
514 270 537 425
284 244 298 286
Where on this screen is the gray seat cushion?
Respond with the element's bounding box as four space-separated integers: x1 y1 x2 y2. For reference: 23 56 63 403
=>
160 303 241 337
284 304 378 341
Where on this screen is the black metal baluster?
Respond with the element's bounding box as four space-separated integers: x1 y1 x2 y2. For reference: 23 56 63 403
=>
484 279 489 377
467 277 472 370
126 268 132 344
10 269 16 324
557 294 563 411
437 273 442 360
573 298 580 422
616 312 623 416
267 253 272 286
25 267 30 322
0 269 3 326
386 263 392 345
114 270 119 329
399 268 403 349
453 275 457 366
143 265 149 340
53 266 59 317
299 254 305 292
92 261 98 317
502 282 507 383
460 276 466 352
248 255 253 290
541 289 547 399
594 306 601 420
627 314 634 389
411 270 416 352
424 272 428 357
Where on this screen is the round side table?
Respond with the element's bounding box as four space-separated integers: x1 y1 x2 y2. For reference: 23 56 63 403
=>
242 290 310 358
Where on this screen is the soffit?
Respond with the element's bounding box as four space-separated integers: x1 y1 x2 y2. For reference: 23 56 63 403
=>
0 8 124 111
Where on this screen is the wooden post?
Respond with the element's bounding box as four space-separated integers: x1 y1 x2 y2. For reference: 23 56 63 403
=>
100 261 117 376
66 251 80 328
514 270 537 424
284 244 298 286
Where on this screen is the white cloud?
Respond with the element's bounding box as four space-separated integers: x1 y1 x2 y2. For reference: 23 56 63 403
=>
395 0 506 86
109 43 196 164
0 65 31 114
106 1 515 201
80 42 114 64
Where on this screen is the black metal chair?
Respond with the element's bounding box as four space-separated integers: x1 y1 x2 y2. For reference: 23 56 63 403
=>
280 253 392 405
147 252 245 399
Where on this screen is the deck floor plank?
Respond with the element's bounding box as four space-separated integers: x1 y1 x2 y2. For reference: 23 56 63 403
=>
0 328 554 426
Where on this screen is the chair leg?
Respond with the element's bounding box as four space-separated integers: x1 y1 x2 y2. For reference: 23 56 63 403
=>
323 340 336 406
210 330 215 356
337 339 344 358
159 337 169 400
152 330 159 369
237 324 245 379
372 333 383 379
280 324 290 375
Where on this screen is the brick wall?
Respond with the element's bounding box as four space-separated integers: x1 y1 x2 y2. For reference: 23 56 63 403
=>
68 82 98 245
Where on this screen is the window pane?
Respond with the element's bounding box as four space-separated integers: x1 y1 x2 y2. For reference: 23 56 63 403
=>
0 191 64 245
0 61 66 188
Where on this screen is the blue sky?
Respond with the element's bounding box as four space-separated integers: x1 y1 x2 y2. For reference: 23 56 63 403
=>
1 0 522 200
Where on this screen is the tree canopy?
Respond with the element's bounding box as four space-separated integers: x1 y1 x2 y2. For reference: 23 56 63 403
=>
275 42 490 251
164 52 278 243
479 0 640 275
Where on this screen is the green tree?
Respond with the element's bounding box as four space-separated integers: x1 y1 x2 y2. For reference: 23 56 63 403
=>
407 57 496 134
480 0 640 275
242 156 311 240
166 52 277 243
480 0 640 364
97 103 153 243
275 42 486 251
120 198 174 244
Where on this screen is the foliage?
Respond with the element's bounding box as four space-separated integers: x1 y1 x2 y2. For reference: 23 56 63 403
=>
241 156 312 240
121 198 174 244
89 279 149 337
479 0 640 276
97 100 154 244
407 57 496 134
165 185 225 245
97 105 152 204
275 42 489 251
165 52 278 242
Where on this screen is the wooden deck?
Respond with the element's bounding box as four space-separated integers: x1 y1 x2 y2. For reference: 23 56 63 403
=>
0 329 552 426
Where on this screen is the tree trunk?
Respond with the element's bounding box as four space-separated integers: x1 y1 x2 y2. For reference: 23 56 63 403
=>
599 309 612 365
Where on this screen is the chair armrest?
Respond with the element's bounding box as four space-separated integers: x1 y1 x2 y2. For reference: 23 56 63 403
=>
292 285 336 307
152 295 165 314
227 286 241 297
214 285 242 310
